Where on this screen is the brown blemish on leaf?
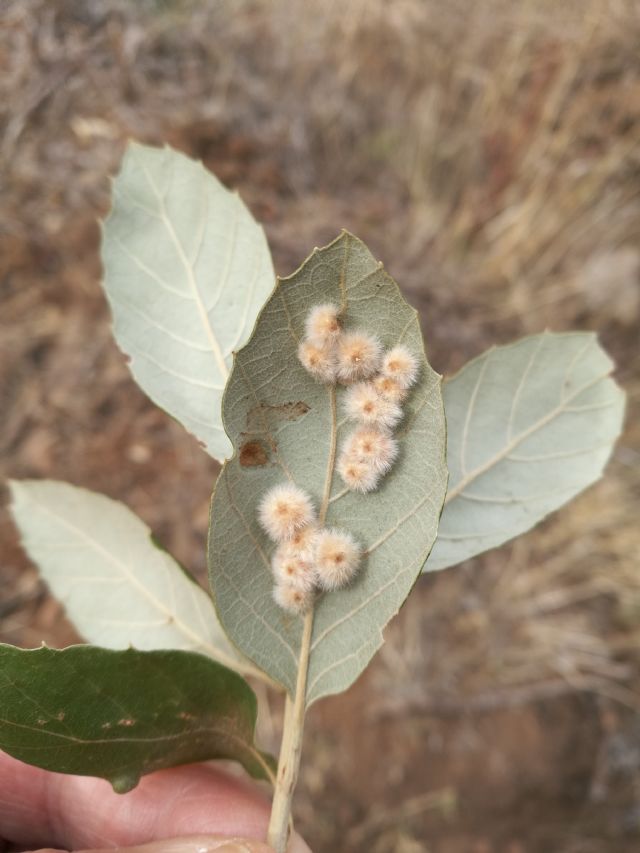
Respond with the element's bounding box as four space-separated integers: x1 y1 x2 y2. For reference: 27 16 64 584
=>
246 401 310 435
118 718 135 727
240 439 269 467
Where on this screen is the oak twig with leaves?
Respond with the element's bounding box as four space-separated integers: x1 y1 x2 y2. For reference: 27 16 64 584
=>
1 143 625 853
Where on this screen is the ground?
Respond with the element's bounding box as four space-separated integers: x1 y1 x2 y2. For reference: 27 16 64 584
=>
1 2 640 851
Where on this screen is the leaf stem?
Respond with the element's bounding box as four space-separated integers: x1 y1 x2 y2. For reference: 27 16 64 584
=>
267 609 314 852
267 386 337 852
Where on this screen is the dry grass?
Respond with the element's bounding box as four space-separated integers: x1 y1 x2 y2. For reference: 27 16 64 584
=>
1 1 639 850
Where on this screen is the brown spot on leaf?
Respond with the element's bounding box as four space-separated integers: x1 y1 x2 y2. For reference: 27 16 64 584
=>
239 439 269 467
246 401 310 435
118 718 135 727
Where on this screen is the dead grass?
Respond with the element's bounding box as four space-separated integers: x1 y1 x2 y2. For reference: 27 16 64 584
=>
1 1 639 850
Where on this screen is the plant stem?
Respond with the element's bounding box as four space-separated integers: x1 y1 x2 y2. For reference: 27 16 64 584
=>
267 387 337 852
267 608 314 852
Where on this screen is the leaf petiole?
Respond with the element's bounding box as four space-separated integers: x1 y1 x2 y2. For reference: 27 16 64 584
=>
267 608 314 852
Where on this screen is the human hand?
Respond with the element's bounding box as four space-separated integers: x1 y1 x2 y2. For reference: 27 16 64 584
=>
0 752 310 853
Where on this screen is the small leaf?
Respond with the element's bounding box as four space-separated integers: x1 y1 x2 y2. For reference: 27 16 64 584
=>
0 644 273 790
425 331 626 572
101 142 275 461
9 480 265 683
208 232 448 704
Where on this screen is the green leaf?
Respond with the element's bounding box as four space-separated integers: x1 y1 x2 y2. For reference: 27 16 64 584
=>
0 644 273 791
101 142 275 462
208 232 448 704
425 331 626 572
9 480 266 683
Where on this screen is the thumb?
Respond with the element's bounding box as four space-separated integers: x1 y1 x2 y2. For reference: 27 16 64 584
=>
30 832 311 853
86 839 274 852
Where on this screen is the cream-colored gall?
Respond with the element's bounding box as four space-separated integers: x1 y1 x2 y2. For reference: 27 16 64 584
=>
305 303 342 346
297 340 338 384
381 345 419 389
343 383 402 429
314 528 362 591
336 332 382 382
258 483 315 541
273 582 314 614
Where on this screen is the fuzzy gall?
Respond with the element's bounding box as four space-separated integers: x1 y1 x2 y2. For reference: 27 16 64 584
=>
258 483 316 541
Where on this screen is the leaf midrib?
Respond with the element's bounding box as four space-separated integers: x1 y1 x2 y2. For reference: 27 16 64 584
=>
133 147 229 381
0 715 273 783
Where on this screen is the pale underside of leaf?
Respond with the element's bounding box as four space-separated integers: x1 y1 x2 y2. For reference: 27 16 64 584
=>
424 331 626 572
101 142 275 462
209 232 448 704
9 480 265 682
0 645 273 790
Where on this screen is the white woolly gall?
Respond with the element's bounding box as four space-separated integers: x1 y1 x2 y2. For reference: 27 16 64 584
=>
344 426 399 474
382 345 419 389
258 483 315 541
297 340 338 383
314 528 362 591
305 303 341 346
273 582 314 614
336 331 382 382
337 451 380 493
343 382 402 429
271 543 316 592
287 523 319 559
373 374 408 404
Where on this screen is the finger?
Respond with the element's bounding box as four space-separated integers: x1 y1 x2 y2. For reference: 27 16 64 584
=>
29 837 274 853
0 752 310 852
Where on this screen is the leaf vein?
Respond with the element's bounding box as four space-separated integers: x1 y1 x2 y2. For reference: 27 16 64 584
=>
133 147 229 380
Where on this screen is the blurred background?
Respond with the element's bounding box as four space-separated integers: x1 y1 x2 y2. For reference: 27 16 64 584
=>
1 1 639 850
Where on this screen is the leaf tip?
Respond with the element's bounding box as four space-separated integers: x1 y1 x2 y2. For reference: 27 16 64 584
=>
110 772 140 794
126 138 147 155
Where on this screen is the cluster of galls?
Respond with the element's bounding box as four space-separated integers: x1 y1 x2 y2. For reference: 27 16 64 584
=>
298 302 418 492
337 341 417 491
258 483 360 614
258 303 418 614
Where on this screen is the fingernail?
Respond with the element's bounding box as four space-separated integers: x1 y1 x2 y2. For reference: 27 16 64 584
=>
160 842 263 853
183 840 271 853
79 838 273 853
210 843 255 853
